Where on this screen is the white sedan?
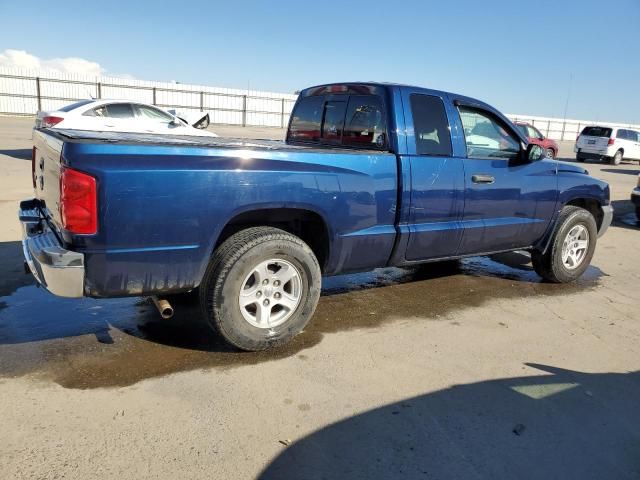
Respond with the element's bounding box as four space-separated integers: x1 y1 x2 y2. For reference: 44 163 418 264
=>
35 99 218 137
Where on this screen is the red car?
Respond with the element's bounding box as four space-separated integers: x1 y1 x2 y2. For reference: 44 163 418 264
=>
514 121 558 159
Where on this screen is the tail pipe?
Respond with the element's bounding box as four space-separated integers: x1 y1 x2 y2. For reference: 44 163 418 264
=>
151 296 174 319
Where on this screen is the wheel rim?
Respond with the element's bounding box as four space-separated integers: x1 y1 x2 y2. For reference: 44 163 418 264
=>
561 224 589 270
238 258 303 328
546 148 554 159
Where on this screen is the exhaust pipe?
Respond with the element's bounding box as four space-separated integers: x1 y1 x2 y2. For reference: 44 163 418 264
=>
151 296 174 319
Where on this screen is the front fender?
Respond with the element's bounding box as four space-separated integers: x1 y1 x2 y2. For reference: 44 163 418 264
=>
535 170 610 253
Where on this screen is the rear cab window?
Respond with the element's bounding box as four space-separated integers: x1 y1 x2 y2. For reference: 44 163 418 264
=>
287 87 388 150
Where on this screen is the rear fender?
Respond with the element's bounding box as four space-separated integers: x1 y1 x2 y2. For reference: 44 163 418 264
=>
198 202 334 282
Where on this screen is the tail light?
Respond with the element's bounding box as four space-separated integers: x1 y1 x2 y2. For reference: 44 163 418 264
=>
607 137 615 146
60 167 97 234
31 146 37 188
41 116 64 128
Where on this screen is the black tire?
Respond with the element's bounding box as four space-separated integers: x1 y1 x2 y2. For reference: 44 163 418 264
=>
636 207 640 222
531 206 597 283
199 227 321 351
576 155 585 163
610 150 623 165
545 148 555 159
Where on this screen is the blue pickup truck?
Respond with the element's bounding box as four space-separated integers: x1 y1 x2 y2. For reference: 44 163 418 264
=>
22 82 613 350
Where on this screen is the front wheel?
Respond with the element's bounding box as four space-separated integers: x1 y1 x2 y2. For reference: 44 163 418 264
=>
199 227 321 351
531 206 597 283
545 148 555 159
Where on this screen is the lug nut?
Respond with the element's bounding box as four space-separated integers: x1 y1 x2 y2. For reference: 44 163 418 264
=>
262 279 269 285
263 299 270 306
274 292 281 299
256 291 262 297
273 280 280 287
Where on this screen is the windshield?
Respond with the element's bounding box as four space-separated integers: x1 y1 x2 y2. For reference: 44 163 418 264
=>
515 124 528 137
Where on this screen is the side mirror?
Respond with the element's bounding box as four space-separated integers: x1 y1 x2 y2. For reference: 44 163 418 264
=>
525 143 545 162
170 117 183 127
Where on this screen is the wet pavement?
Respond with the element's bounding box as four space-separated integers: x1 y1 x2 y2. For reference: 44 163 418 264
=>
0 244 603 390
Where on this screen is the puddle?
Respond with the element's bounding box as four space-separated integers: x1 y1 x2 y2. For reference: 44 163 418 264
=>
0 246 603 389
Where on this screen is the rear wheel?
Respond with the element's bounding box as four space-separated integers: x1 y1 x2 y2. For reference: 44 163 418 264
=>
576 155 585 162
545 148 555 159
199 227 321 351
610 150 623 165
531 206 597 283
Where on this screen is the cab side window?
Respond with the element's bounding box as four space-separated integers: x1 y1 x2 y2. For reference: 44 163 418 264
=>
105 104 135 118
410 94 452 156
85 103 135 118
459 107 520 160
135 105 174 122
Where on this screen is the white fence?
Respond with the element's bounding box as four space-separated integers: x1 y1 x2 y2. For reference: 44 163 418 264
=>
2 66 639 137
0 67 297 128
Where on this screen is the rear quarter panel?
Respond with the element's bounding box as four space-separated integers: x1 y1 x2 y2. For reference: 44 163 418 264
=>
61 141 397 297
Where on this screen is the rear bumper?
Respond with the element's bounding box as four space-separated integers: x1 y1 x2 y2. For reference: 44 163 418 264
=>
576 150 611 160
19 199 85 298
598 204 614 238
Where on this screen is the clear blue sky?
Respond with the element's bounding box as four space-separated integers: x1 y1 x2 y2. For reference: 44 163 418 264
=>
2 0 639 123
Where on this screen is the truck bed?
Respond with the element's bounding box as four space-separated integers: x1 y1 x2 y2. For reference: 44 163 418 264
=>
51 128 385 155
33 128 399 297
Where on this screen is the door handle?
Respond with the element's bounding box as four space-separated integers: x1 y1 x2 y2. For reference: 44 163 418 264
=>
472 174 495 184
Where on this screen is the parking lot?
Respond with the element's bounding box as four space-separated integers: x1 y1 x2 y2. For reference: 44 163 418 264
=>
1 115 639 479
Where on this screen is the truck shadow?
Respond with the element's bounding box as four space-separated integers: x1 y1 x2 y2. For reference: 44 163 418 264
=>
601 168 640 176
0 148 32 160
257 364 640 480
0 240 605 389
610 200 639 230
557 155 638 168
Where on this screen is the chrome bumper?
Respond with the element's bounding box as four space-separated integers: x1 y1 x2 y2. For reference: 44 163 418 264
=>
598 204 614 238
20 201 85 298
